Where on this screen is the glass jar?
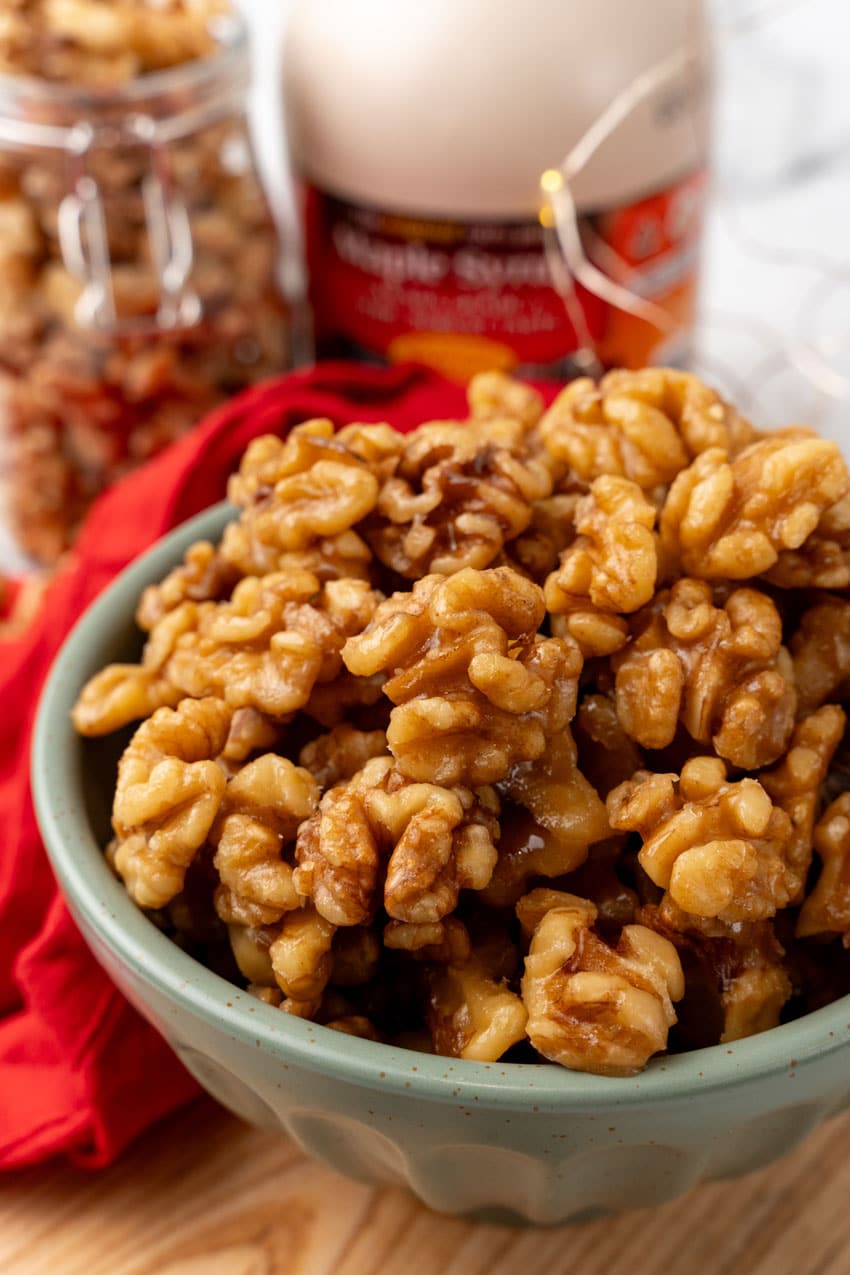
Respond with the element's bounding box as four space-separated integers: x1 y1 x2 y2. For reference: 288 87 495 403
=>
0 14 289 564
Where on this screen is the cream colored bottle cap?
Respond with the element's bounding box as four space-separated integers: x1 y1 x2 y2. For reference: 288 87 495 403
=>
284 0 709 219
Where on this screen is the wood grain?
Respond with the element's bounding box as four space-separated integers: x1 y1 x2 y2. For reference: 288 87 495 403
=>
3 1100 848 1275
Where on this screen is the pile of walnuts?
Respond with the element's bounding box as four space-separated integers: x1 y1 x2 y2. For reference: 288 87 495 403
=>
74 369 850 1075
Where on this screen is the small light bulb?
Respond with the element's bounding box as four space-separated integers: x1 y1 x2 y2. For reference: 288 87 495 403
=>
540 168 564 194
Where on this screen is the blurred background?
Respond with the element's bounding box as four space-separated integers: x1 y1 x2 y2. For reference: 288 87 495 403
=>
240 0 850 437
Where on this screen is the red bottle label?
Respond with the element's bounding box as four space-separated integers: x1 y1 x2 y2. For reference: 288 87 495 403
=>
303 170 706 381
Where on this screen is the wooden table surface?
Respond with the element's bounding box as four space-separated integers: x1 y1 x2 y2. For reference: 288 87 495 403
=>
3 1100 850 1275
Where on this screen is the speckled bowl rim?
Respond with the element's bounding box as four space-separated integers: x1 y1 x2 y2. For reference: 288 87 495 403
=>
31 502 850 1113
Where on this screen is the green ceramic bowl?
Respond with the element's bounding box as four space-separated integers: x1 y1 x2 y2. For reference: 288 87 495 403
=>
32 503 850 1224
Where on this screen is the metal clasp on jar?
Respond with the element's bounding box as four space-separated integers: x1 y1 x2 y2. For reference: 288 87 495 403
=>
57 114 202 335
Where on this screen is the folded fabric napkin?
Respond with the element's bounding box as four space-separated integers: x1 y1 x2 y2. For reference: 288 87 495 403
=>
0 361 473 1170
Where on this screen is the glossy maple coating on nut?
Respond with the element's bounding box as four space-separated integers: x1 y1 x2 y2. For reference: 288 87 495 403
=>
222 422 386 581
482 730 610 907
609 757 796 924
165 572 381 719
294 755 500 929
573 694 644 798
614 579 797 769
268 907 336 1004
364 411 553 579
221 423 397 583
521 895 684 1076
639 897 791 1045
660 434 850 580
209 754 318 926
71 662 182 737
343 566 581 786
110 697 231 910
136 542 238 633
797 793 850 942
544 475 657 657
539 368 755 491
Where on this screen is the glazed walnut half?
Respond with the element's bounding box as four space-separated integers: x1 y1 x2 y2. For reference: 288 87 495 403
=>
293 756 500 927
539 368 755 492
110 697 231 909
609 757 796 923
660 434 849 580
545 475 657 658
343 566 581 786
521 893 684 1075
614 579 797 769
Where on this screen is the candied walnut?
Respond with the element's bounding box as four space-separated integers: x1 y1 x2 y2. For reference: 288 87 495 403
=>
136 541 237 632
210 754 318 925
539 368 753 491
798 793 850 942
573 694 644 797
544 476 657 656
373 777 499 924
521 894 683 1075
640 898 790 1044
383 917 472 965
425 957 528 1061
761 705 845 905
222 421 381 580
269 906 336 1003
467 370 544 428
344 566 581 785
614 579 796 769
292 756 391 927
790 599 850 716
660 435 849 580
294 756 500 927
111 698 231 909
766 492 850 589
72 595 199 741
483 730 610 906
609 757 795 923
163 571 380 719
71 663 181 737
299 723 388 790
364 413 553 579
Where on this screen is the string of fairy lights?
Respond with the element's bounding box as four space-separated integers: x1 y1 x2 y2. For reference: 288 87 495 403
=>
540 0 849 423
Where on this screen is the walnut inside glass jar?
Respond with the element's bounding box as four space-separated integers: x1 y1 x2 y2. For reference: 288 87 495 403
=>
0 4 288 563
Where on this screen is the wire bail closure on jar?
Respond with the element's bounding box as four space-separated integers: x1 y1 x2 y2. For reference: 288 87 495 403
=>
56 114 202 335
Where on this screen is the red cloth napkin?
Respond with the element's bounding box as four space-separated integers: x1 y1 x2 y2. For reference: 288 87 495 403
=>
0 361 473 1170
